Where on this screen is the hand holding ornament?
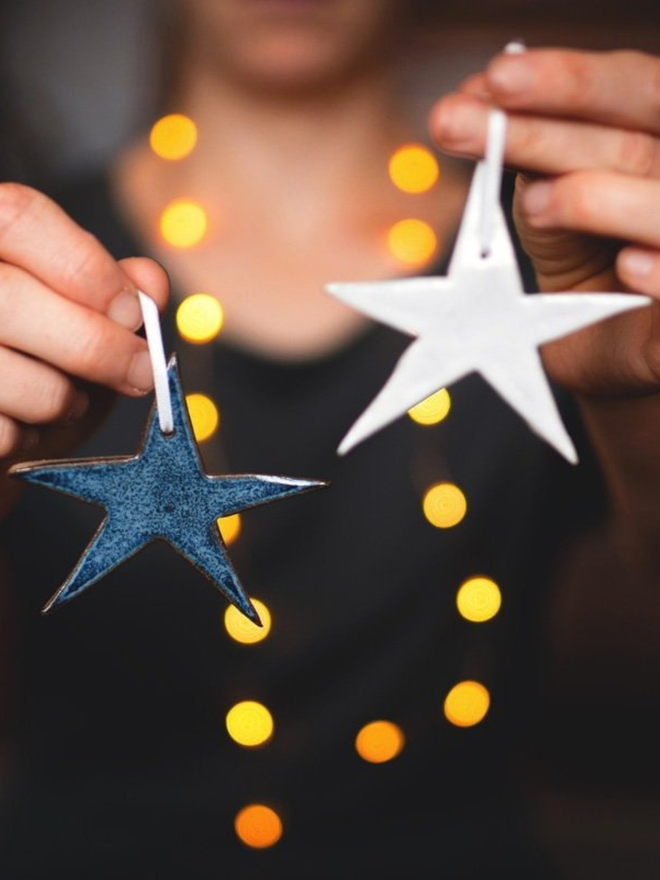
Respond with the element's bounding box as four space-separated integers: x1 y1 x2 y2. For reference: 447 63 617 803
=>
0 185 169 475
431 47 660 399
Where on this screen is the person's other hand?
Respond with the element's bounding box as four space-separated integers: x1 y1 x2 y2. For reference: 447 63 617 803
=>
0 184 169 463
430 49 660 396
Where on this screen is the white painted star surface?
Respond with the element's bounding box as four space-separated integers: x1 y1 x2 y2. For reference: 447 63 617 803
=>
327 162 650 462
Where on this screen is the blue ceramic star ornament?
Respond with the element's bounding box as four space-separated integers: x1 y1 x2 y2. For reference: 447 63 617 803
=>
10 356 325 623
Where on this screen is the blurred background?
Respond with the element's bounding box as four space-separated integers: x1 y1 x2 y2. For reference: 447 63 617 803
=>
2 2 660 878
3 0 660 182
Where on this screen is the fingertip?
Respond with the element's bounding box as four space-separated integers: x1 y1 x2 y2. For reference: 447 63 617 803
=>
485 52 535 102
429 93 487 153
125 348 155 396
119 257 170 314
520 179 552 219
617 248 660 295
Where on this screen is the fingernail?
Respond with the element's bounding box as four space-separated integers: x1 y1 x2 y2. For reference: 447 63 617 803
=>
620 250 655 278
107 288 143 331
489 57 533 95
127 350 154 393
64 391 89 423
523 181 551 216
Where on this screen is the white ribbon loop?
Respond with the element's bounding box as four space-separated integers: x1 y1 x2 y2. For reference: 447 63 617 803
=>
138 290 173 434
479 109 507 259
478 41 526 258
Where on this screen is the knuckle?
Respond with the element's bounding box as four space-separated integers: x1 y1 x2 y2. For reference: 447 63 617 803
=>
610 50 660 126
617 131 657 177
31 374 75 423
0 183 46 245
560 53 594 111
65 230 105 289
513 118 544 161
67 317 112 377
558 173 603 225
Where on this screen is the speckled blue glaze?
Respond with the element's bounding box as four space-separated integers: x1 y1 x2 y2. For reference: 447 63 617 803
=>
11 356 325 623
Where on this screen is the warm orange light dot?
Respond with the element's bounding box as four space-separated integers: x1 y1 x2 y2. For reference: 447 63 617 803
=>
224 598 272 645
422 483 467 529
176 293 224 343
387 218 437 267
186 393 219 442
355 720 405 764
456 577 502 623
226 700 274 747
218 513 241 546
444 681 490 728
235 804 283 849
149 113 198 161
389 144 440 194
160 199 208 248
408 388 451 425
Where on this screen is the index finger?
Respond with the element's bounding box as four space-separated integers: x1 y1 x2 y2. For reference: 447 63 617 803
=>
485 49 660 136
0 183 141 329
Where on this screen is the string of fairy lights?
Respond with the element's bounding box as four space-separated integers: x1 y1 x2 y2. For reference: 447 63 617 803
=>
149 112 503 850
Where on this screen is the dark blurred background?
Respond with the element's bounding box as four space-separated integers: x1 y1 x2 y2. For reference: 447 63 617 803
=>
2 2 660 878
3 0 660 182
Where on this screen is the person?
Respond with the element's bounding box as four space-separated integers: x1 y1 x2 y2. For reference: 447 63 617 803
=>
1 1 660 876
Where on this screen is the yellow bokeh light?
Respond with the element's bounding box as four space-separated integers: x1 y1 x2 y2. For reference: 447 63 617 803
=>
355 720 405 764
186 393 219 442
226 700 274 748
389 144 440 194
456 577 502 623
387 218 437 267
422 483 467 529
149 113 198 161
160 199 208 248
408 388 451 425
224 598 272 645
444 681 490 728
176 293 224 344
235 804 283 849
218 513 241 546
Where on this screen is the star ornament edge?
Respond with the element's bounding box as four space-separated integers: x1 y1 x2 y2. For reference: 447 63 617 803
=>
9 355 327 624
326 161 651 463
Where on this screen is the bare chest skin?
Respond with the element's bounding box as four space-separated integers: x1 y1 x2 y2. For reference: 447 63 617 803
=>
113 145 468 361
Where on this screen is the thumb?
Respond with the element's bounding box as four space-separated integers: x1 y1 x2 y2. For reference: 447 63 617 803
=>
118 257 170 316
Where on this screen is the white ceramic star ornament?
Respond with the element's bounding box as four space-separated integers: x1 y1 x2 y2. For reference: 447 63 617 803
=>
327 111 650 463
